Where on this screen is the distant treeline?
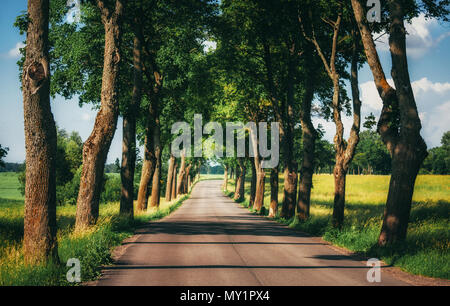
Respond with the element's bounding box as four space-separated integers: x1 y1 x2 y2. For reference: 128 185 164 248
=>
0 163 24 173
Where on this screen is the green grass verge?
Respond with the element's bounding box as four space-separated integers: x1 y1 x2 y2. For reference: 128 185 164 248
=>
0 181 196 286
224 174 450 279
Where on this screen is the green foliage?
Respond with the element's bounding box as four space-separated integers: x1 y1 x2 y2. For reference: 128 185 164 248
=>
421 131 450 174
350 130 391 174
100 174 121 203
18 127 83 203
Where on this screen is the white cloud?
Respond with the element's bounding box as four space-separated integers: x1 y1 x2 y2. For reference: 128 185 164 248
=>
358 77 450 147
7 42 25 58
374 14 450 59
81 113 91 121
412 77 450 96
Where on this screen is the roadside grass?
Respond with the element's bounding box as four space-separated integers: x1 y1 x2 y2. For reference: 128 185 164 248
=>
0 182 195 286
224 174 450 279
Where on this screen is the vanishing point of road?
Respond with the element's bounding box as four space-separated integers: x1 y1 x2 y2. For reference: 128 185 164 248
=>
96 180 408 286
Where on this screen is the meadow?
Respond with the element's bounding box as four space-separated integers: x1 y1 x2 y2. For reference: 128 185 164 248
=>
225 174 450 279
0 172 195 285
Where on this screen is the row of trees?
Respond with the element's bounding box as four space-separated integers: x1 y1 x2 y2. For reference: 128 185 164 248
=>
18 0 448 264
17 0 216 264
213 0 447 246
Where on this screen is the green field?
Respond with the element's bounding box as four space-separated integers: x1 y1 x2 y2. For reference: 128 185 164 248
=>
0 172 23 201
225 174 450 279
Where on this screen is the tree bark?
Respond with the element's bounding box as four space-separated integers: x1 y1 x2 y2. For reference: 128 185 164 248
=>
297 46 317 220
352 0 427 244
120 34 142 218
269 166 279 218
171 162 177 200
149 117 162 208
165 154 175 201
249 158 256 207
136 120 155 211
176 152 186 196
76 0 124 230
22 0 58 263
184 164 192 194
223 165 228 192
234 158 246 202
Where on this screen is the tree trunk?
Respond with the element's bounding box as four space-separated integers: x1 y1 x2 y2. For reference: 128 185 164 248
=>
120 34 142 218
281 166 297 218
184 164 192 194
149 119 161 208
234 165 239 194
136 123 155 211
171 162 177 200
249 158 256 207
22 0 58 263
297 46 317 220
176 152 186 196
269 166 278 218
378 1 427 245
223 165 228 192
234 158 245 202
281 42 297 219
332 162 346 228
352 0 427 245
165 155 175 201
76 0 124 230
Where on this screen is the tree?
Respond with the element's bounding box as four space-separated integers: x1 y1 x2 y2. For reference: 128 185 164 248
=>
0 145 9 168
301 0 363 228
21 0 58 263
350 0 448 245
75 0 124 230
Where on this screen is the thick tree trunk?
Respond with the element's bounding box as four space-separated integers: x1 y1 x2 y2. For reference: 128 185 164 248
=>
234 158 245 202
352 0 427 244
120 34 142 217
281 166 297 218
269 167 278 218
22 0 58 263
165 155 175 201
136 125 155 211
332 162 346 228
378 1 427 245
76 0 123 229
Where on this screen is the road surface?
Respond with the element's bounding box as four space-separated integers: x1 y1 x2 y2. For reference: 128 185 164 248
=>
96 180 407 286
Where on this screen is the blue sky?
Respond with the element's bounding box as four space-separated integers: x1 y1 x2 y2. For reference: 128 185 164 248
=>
1 0 449 163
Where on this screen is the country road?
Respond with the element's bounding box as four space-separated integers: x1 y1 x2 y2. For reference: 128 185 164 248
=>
96 180 408 286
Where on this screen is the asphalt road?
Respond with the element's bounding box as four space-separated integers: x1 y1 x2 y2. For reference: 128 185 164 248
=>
96 180 408 286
